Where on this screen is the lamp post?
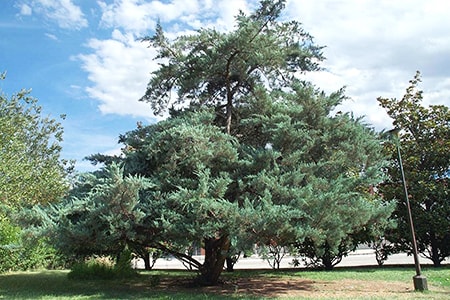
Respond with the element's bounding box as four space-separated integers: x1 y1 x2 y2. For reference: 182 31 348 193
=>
387 128 427 291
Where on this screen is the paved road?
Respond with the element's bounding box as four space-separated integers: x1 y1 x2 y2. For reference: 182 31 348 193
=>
133 249 449 270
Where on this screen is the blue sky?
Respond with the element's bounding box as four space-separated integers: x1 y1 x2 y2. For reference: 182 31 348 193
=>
1 0 450 172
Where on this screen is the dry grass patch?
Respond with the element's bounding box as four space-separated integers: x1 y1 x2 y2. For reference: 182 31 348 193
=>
146 275 450 299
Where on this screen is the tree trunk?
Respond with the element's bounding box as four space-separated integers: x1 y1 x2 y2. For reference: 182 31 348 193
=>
430 233 442 267
226 256 234 272
143 252 152 270
322 256 334 270
321 243 338 270
199 235 230 285
225 85 233 135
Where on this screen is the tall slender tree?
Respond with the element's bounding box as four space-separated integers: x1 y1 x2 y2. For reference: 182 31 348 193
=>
1 73 71 273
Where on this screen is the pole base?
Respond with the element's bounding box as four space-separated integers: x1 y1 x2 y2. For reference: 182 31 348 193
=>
413 275 428 291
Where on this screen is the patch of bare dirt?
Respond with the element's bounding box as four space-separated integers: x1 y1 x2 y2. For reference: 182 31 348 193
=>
306 279 448 299
153 276 450 299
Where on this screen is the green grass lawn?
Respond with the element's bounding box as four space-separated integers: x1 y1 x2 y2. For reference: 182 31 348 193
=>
0 266 448 299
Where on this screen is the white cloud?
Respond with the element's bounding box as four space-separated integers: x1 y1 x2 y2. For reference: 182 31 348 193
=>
19 4 32 15
286 0 450 130
97 0 207 35
211 0 250 31
77 29 159 120
98 0 155 34
96 0 252 34
45 32 58 40
24 0 88 30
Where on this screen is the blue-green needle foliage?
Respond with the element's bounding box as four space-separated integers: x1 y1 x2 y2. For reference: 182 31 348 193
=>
52 164 154 258
32 0 395 285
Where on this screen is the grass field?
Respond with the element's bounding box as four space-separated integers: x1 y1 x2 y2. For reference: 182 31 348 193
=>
0 266 449 299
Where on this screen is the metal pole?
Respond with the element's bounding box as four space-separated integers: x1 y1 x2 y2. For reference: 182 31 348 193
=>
396 144 422 276
392 132 427 291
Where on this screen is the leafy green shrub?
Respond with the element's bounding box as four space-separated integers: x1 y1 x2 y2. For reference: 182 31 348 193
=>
18 237 67 270
114 247 137 278
0 214 21 272
1 236 66 272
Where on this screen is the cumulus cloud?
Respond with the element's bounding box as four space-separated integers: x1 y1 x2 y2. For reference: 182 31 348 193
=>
96 0 251 34
98 0 156 34
77 29 159 120
20 0 88 30
209 0 251 31
97 0 208 35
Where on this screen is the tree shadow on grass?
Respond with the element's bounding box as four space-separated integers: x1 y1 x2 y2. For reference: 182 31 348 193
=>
0 271 205 299
215 277 316 298
1 271 314 299
2 269 448 299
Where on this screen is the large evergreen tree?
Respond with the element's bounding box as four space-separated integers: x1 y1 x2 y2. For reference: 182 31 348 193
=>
138 0 327 283
378 71 450 266
137 0 392 276
46 0 393 285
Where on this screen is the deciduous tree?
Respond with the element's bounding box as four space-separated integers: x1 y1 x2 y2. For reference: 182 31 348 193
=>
378 71 450 266
1 73 71 272
0 73 70 208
